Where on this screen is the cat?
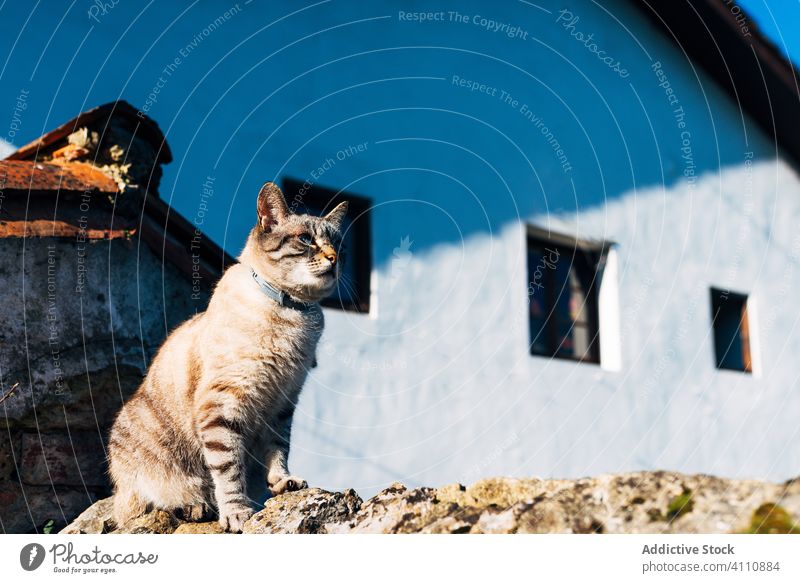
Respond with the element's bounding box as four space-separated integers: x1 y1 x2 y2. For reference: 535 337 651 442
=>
107 182 347 532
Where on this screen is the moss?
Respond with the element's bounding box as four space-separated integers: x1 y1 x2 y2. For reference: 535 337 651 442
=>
647 508 664 522
666 489 694 521
744 503 800 534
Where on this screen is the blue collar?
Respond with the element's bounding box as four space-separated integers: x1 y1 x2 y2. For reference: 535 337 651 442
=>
248 267 311 311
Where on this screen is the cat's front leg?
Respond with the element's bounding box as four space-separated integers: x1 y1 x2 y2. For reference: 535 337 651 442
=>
265 406 308 497
195 390 254 532
266 449 308 496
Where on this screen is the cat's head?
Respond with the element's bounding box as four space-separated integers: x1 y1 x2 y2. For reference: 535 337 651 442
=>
247 182 348 303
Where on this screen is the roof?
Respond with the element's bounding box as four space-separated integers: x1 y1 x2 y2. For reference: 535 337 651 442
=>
0 103 231 287
632 0 800 166
5 100 172 164
0 159 118 194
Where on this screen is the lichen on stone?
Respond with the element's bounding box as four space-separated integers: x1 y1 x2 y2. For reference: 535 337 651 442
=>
666 488 694 521
744 503 800 534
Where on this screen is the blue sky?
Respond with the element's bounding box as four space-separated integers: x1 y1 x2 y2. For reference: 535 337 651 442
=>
738 0 800 64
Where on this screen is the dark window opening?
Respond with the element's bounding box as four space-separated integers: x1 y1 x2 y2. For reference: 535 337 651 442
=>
527 228 603 364
283 178 372 313
710 288 752 373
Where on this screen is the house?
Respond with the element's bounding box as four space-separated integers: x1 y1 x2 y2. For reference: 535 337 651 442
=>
0 102 230 532
260 0 800 493
1 0 799 532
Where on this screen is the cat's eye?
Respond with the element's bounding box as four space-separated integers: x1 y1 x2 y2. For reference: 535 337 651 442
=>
298 233 314 246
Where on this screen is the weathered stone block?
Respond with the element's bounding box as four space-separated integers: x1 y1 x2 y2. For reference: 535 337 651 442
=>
0 481 95 533
9 365 141 431
19 431 109 488
0 432 21 481
59 497 114 534
243 488 362 533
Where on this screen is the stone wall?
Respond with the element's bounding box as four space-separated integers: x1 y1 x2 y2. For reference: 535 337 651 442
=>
0 236 206 533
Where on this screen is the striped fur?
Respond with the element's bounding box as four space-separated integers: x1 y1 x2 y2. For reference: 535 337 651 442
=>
108 182 347 532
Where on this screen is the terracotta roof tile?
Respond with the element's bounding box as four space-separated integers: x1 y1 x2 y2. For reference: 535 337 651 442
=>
0 159 118 194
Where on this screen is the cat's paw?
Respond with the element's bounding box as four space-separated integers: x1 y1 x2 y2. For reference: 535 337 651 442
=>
269 476 308 496
175 502 210 522
218 506 254 533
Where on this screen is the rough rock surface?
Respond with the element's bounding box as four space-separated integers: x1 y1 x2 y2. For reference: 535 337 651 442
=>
242 488 361 534
61 471 800 534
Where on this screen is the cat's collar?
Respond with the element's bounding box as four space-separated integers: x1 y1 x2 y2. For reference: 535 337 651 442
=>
248 267 312 311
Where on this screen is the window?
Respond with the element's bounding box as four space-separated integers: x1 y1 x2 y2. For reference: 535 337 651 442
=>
527 227 604 363
282 178 371 313
710 288 752 372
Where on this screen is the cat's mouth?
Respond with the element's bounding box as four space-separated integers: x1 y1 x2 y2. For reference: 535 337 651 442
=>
315 262 338 278
318 270 338 288
301 265 337 291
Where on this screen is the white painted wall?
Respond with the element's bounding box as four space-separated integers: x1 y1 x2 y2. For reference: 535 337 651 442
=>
277 2 800 493
294 158 800 494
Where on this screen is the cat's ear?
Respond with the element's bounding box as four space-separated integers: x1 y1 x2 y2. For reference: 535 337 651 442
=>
256 182 289 231
324 200 348 230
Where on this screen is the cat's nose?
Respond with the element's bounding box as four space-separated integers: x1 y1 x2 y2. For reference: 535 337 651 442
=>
320 244 337 264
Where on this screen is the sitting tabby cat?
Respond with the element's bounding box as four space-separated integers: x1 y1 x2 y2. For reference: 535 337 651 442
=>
108 182 347 532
